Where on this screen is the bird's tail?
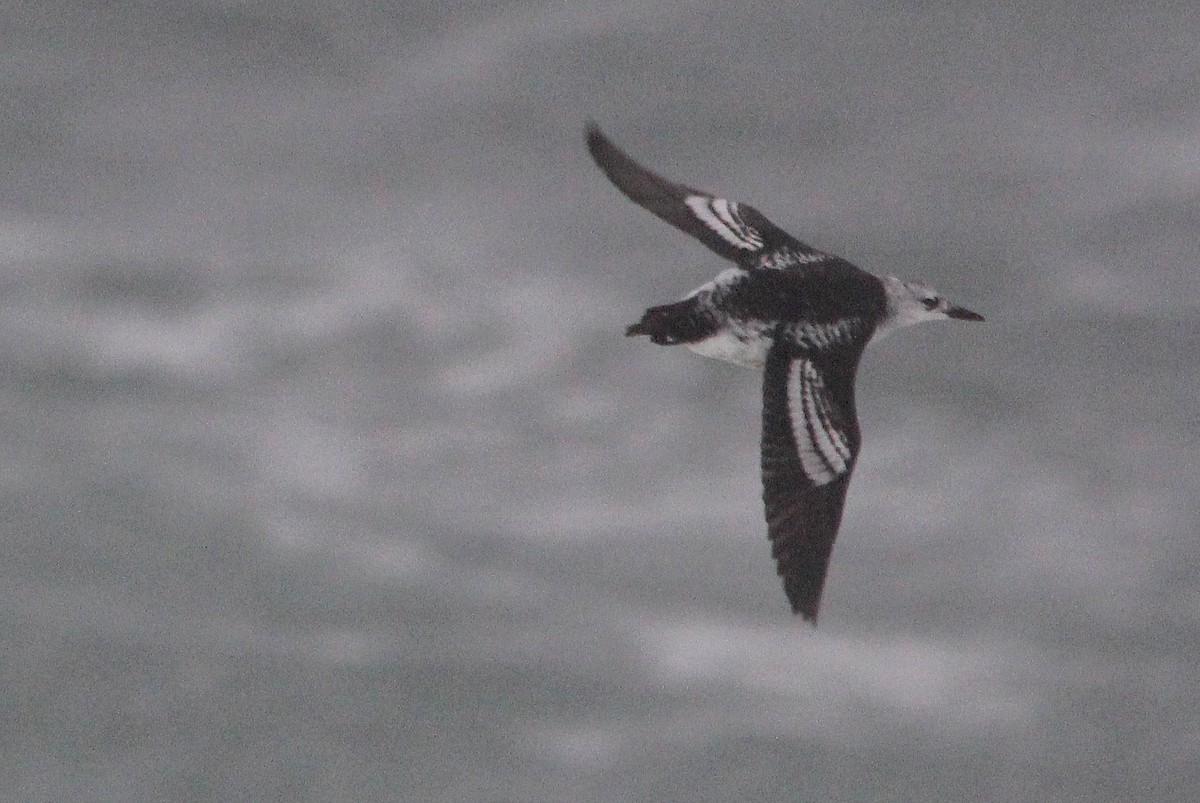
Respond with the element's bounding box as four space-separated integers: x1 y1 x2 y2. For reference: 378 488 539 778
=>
626 299 712 345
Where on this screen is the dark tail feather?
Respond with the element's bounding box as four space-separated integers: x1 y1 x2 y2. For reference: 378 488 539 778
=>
625 299 712 345
625 320 654 337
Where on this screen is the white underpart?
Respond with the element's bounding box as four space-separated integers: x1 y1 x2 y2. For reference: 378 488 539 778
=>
680 269 771 367
684 322 773 367
684 195 764 251
786 358 852 485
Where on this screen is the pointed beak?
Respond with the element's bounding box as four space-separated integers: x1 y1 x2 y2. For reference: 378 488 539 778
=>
946 305 984 322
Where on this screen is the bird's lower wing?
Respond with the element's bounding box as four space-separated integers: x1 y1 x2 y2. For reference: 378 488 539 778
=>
760 343 861 623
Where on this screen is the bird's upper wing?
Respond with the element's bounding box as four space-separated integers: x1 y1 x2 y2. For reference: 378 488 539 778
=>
586 124 829 271
760 335 867 623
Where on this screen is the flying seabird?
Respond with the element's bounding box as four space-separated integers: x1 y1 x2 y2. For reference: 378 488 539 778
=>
587 123 984 623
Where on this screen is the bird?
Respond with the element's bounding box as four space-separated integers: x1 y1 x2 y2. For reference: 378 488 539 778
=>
586 123 984 624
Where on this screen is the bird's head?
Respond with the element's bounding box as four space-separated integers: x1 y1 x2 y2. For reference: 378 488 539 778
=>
876 276 984 339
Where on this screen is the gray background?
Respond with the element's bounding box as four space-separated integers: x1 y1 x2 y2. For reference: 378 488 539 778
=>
4 1 1199 800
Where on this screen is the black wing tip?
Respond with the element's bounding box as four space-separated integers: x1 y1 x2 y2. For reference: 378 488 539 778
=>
584 121 626 184
788 593 821 625
771 524 836 627
584 120 612 160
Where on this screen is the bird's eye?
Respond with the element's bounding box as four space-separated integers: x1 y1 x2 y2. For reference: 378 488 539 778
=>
921 296 939 310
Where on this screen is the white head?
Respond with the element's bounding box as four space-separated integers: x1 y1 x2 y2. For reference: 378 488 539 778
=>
873 276 984 341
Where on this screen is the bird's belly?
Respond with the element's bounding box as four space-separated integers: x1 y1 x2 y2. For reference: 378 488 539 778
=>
684 322 772 368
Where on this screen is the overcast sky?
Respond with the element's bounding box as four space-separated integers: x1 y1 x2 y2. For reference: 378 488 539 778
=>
4 2 1199 799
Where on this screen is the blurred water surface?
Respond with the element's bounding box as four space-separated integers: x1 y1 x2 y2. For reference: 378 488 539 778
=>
3 1 1199 800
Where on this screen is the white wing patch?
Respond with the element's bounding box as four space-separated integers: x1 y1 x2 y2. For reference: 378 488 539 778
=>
757 249 827 270
684 195 764 251
792 320 855 350
785 358 853 485
683 267 743 299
